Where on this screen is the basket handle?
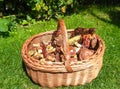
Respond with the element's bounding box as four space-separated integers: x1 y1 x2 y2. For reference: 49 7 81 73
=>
65 59 73 72
55 19 73 72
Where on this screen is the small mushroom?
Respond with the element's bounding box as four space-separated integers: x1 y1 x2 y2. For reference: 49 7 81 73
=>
39 58 46 65
46 44 55 54
70 55 77 62
68 35 81 45
90 34 98 49
69 47 78 62
38 49 42 54
70 47 77 56
47 53 56 62
34 52 43 59
40 42 47 58
74 42 82 48
36 46 43 53
33 43 40 47
28 50 35 56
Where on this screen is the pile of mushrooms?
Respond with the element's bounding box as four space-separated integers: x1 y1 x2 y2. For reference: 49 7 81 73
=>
28 19 98 64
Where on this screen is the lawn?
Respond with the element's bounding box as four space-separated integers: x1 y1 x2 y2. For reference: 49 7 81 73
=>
0 5 120 89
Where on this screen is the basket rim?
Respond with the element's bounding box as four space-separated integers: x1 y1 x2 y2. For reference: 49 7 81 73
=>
21 29 105 73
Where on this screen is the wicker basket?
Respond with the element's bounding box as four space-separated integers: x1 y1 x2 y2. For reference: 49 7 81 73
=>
21 30 105 88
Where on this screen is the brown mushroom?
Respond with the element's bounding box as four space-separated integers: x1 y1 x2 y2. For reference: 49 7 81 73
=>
40 42 47 58
82 34 91 48
90 34 98 49
79 47 94 60
73 27 96 36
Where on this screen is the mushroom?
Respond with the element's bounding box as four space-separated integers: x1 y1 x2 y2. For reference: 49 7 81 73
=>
82 34 91 48
47 53 56 62
68 35 81 45
46 44 55 54
90 34 98 49
79 47 94 60
73 27 96 36
40 42 47 58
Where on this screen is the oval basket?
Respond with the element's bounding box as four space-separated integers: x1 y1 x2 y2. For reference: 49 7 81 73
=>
21 30 105 88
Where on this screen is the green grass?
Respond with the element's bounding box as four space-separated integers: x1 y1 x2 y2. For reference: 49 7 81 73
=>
0 5 120 89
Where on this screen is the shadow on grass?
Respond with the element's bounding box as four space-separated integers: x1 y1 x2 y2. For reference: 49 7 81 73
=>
90 7 120 28
22 62 32 80
108 9 120 27
22 61 41 87
0 32 9 37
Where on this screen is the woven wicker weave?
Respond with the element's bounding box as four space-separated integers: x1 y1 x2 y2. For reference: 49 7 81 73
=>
21 30 105 88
